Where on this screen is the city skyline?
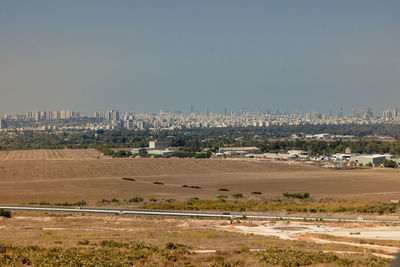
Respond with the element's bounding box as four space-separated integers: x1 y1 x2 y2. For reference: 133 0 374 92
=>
1 105 400 117
2 106 400 132
1 1 400 115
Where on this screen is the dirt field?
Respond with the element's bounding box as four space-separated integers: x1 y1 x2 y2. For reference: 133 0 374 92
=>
1 149 400 204
0 149 102 160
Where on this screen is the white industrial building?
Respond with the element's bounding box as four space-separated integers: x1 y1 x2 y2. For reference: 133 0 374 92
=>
218 147 260 156
287 150 309 158
131 140 175 156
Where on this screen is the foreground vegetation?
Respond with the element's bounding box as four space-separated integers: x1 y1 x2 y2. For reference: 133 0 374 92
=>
0 240 391 266
257 247 390 266
138 197 400 215
27 192 400 215
87 194 400 215
28 200 87 207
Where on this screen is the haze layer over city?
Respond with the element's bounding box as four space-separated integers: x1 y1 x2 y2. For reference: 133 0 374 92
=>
1 1 400 115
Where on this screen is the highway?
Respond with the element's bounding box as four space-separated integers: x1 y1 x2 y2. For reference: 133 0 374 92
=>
0 205 399 223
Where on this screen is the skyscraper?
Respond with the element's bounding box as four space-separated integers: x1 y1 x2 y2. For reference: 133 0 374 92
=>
0 119 8 129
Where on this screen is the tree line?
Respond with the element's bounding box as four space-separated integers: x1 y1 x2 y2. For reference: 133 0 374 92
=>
1 126 400 156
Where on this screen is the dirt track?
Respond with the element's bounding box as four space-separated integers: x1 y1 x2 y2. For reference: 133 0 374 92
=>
1 149 400 204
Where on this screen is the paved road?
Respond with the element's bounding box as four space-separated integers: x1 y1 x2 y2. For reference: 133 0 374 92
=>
0 205 399 223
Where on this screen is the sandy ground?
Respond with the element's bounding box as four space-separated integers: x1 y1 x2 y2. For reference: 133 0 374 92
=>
0 150 400 204
229 221 400 255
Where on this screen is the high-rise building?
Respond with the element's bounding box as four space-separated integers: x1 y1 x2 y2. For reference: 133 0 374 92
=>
33 111 41 121
137 120 145 130
124 120 134 130
94 112 105 118
60 110 67 119
105 109 120 122
53 111 60 120
26 112 33 120
112 110 119 121
0 119 8 129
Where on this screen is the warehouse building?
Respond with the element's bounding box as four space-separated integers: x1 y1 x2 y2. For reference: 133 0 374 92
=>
350 154 394 166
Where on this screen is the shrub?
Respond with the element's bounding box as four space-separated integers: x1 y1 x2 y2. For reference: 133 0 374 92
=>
384 159 397 168
113 150 132 158
232 193 243 199
95 145 114 156
77 240 90 245
34 201 86 207
122 178 136 181
189 186 201 189
128 196 144 203
258 248 355 266
165 242 192 251
283 192 310 199
0 209 11 218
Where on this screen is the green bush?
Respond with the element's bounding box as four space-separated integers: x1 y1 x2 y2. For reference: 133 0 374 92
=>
113 150 132 158
283 192 310 199
128 196 144 203
77 240 90 245
30 201 86 207
258 248 355 266
131 196 400 215
95 145 115 156
0 209 11 218
384 159 397 168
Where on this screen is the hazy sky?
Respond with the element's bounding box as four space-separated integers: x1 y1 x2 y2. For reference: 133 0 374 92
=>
1 1 399 115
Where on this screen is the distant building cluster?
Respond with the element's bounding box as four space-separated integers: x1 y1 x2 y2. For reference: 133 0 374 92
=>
2 107 400 132
88 107 400 131
24 110 80 121
94 109 120 122
218 146 400 168
382 109 400 121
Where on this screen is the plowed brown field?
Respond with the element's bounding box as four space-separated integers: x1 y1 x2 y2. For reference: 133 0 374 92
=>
1 149 400 205
0 149 102 160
